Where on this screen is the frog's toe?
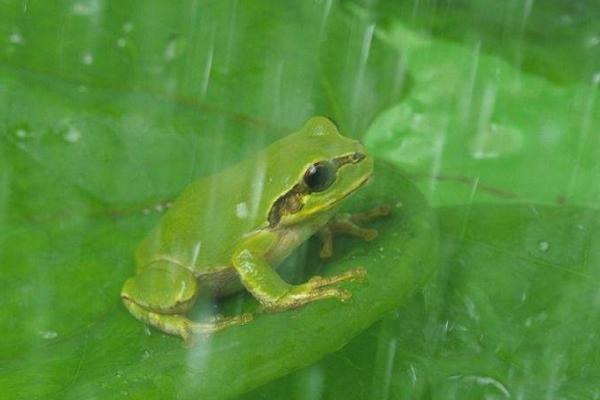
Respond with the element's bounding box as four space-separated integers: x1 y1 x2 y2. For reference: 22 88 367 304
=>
267 286 352 311
360 228 378 241
335 221 378 241
302 286 352 303
349 204 392 223
319 246 333 259
189 312 254 335
327 287 352 302
239 312 254 324
208 312 253 325
306 267 367 290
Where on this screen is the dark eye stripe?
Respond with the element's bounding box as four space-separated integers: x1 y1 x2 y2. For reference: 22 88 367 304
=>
333 152 366 167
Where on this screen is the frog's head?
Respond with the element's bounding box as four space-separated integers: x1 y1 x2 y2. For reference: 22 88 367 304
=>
267 116 373 227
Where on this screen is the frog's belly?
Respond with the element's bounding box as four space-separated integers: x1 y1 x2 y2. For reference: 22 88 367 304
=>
265 225 317 266
195 266 243 298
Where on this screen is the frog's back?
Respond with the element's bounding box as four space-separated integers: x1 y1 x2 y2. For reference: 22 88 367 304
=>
136 152 283 273
136 120 354 274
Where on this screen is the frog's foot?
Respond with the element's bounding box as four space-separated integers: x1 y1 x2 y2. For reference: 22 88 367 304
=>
264 267 367 312
121 261 252 342
319 205 392 258
232 231 368 314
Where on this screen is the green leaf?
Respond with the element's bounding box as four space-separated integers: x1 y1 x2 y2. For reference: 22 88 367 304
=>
245 203 600 399
3 2 429 398
0 160 436 399
348 0 600 85
3 1 599 399
362 19 600 208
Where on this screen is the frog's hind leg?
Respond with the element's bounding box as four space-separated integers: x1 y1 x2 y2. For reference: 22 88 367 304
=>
121 261 252 342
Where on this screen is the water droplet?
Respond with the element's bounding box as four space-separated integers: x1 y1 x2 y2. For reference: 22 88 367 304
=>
142 208 150 215
409 364 418 386
538 240 550 252
116 37 127 48
410 112 425 130
14 128 28 139
144 325 152 336
154 204 164 212
395 201 403 208
82 52 94 65
116 370 122 378
122 21 134 33
464 296 479 322
467 376 510 398
381 338 397 398
8 32 24 45
191 241 202 265
72 1 100 16
538 122 562 145
470 123 523 159
236 202 248 219
593 71 600 85
586 36 600 48
64 127 81 143
200 31 215 97
40 330 58 339
559 14 573 25
303 366 325 400
142 350 151 360
440 320 448 335
164 36 183 61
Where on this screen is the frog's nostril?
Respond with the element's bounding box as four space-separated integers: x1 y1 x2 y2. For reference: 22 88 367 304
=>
352 152 366 163
326 116 340 130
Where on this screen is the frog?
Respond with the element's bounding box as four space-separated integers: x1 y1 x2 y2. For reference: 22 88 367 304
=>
120 116 390 342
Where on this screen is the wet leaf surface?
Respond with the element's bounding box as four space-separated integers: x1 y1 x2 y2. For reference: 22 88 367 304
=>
246 203 600 399
0 159 436 399
1 1 599 399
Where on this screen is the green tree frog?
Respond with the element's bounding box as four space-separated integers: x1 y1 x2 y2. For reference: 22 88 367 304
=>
121 116 389 342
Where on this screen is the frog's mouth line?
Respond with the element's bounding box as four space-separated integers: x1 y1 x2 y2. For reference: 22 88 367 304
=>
331 173 372 206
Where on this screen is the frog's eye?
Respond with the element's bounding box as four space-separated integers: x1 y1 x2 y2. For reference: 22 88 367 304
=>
304 161 336 192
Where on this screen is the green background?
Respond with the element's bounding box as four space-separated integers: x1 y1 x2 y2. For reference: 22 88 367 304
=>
1 0 599 399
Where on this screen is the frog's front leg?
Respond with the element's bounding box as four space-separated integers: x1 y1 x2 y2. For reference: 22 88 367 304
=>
121 261 252 342
318 205 391 258
231 231 366 312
